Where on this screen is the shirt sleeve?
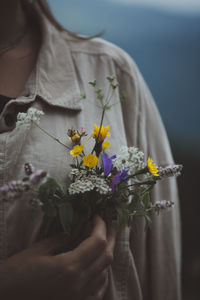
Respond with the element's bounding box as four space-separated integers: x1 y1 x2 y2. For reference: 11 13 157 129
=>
116 56 181 300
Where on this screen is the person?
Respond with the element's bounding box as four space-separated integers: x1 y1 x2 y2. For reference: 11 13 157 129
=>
0 0 181 299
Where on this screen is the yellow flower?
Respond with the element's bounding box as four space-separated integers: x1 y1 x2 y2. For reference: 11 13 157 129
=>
102 141 110 150
70 145 84 157
71 133 81 143
147 157 159 176
92 124 110 142
83 154 98 168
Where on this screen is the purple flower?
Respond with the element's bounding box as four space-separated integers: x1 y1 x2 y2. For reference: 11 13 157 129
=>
0 180 30 200
101 153 116 176
111 169 129 192
120 169 129 183
155 200 174 209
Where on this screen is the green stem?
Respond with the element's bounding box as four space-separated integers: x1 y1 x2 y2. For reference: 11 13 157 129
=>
119 180 155 190
118 171 148 187
129 205 157 216
29 186 38 195
105 87 115 107
91 108 105 154
33 121 71 150
122 168 149 182
141 185 155 195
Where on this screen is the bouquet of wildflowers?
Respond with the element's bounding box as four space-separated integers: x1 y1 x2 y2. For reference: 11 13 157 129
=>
0 77 182 236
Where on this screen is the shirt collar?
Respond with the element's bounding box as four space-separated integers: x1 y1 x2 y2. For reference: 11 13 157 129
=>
21 3 82 111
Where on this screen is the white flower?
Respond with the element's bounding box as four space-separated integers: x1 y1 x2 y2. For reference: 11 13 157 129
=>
68 174 111 195
68 179 94 194
69 168 88 180
113 146 145 173
16 108 44 128
88 175 111 194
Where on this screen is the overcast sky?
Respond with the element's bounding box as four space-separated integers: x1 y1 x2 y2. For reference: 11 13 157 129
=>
109 0 200 14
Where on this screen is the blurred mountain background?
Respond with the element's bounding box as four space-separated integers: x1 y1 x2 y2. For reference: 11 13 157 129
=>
49 0 200 299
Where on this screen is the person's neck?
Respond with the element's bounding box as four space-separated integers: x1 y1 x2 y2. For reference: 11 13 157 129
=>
0 0 27 46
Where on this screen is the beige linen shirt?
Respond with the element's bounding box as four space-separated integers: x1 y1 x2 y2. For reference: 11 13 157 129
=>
0 4 181 300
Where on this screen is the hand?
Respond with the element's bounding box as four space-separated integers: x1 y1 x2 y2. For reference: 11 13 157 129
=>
0 216 116 300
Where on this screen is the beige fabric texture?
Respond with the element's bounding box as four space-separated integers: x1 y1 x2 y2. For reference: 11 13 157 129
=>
0 3 181 300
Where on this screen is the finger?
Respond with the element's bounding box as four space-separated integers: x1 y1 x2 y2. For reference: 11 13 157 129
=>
84 241 113 279
92 215 107 238
72 215 107 269
32 232 76 256
84 222 116 278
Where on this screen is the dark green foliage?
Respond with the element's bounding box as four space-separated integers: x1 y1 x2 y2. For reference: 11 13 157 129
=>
58 203 73 232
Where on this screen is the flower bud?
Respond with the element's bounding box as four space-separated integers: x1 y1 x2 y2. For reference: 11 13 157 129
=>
24 163 35 175
157 164 183 179
155 200 174 209
30 170 47 184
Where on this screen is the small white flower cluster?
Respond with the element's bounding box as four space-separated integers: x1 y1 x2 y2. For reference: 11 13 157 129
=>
89 175 111 195
68 179 94 194
16 108 44 128
68 174 111 195
69 168 88 180
113 146 145 173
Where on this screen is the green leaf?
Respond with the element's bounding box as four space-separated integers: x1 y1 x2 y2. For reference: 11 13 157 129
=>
80 92 86 99
120 91 127 102
142 192 150 208
95 89 104 102
70 164 78 168
38 177 64 217
58 203 74 232
111 83 118 90
127 194 140 211
88 80 96 87
103 104 112 110
42 203 57 218
106 76 115 83
58 183 67 196
38 177 60 199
